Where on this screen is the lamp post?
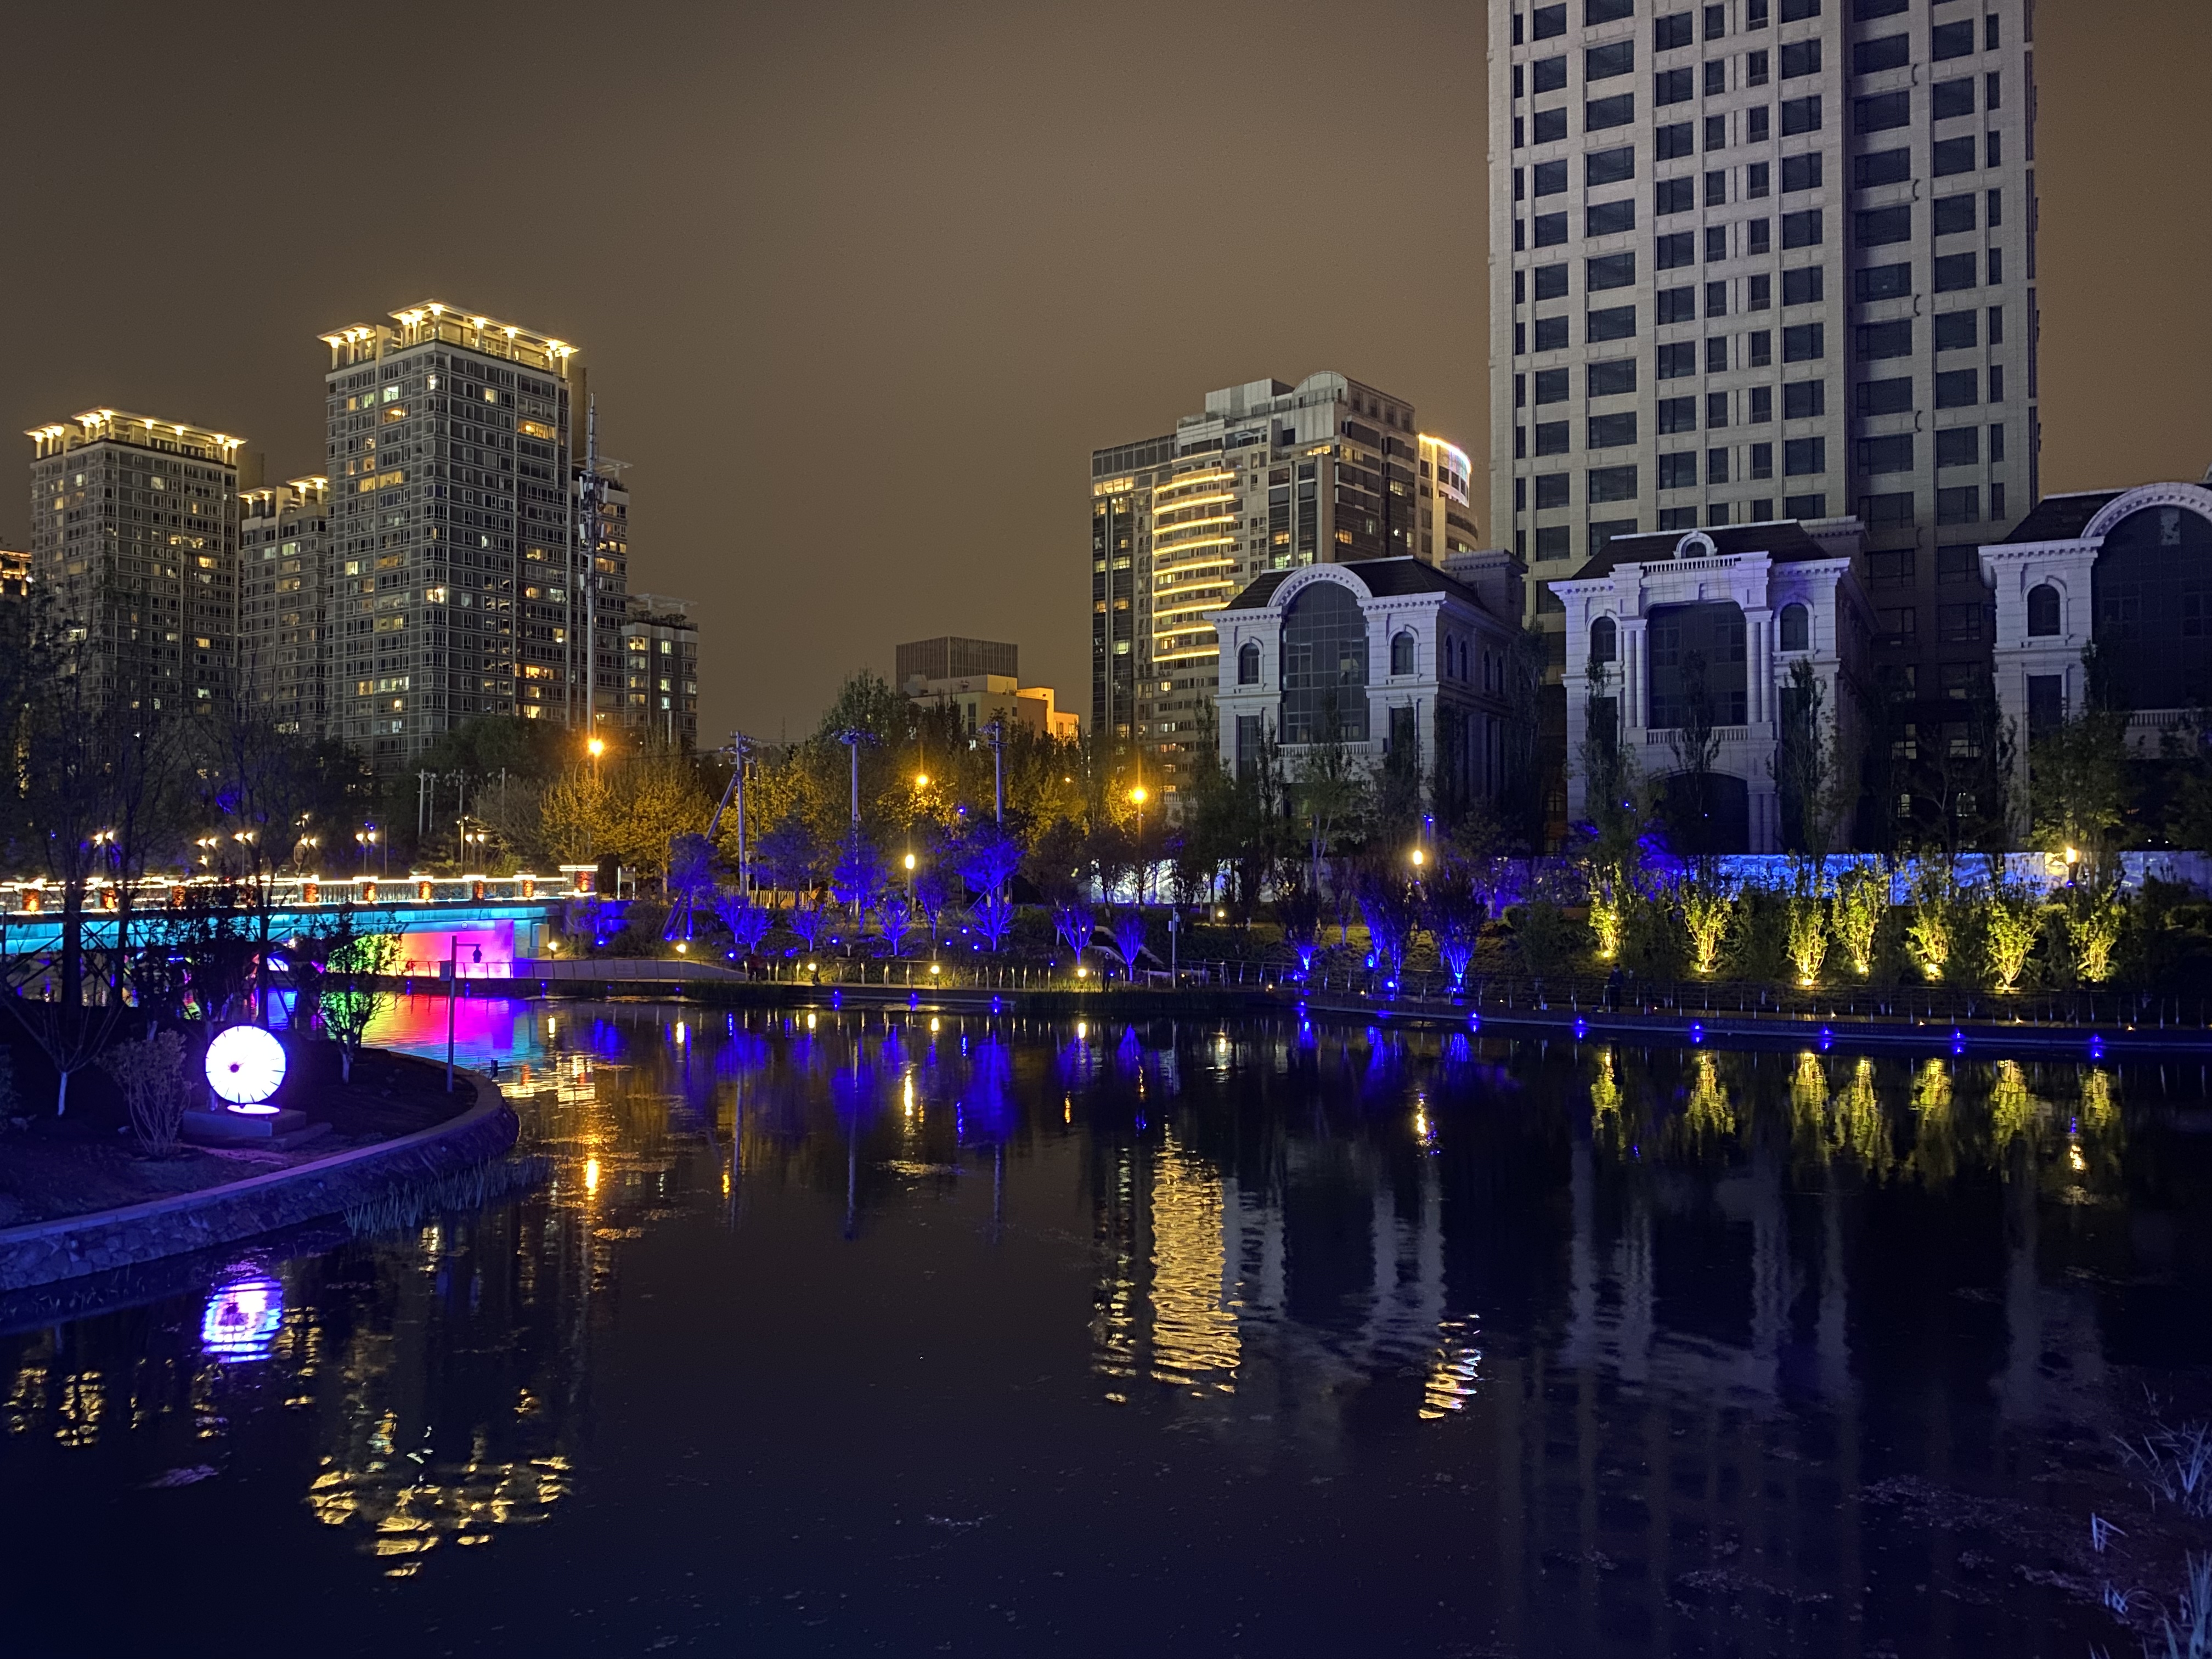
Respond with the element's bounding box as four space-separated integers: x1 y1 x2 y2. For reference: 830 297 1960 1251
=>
446 935 482 1092
588 736 605 780
1130 785 1148 902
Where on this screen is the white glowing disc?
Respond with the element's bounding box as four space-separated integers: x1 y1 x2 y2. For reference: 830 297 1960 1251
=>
205 1024 287 1106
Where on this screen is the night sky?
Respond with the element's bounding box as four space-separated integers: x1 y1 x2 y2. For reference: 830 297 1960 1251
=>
0 1 2203 742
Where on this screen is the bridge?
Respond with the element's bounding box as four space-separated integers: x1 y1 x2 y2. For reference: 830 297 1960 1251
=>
0 869 603 976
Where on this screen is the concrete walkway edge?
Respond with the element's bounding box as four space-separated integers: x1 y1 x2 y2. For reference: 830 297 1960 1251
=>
0 1066 519 1293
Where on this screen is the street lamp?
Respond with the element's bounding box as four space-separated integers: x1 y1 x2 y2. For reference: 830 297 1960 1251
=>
1130 786 1148 900
588 736 605 781
446 936 483 1092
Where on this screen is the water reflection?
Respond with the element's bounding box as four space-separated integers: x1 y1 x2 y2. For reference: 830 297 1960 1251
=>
200 1269 284 1361
1 1006 2209 1654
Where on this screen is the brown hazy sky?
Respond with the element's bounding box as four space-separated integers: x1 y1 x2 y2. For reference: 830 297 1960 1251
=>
0 1 2203 742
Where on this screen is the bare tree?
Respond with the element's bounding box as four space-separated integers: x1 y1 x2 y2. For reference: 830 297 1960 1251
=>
3 644 181 1114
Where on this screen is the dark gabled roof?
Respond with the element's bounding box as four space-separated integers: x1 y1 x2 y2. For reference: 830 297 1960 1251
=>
1221 557 1489 613
1223 571 1294 611
1566 519 1836 580
2000 490 2126 544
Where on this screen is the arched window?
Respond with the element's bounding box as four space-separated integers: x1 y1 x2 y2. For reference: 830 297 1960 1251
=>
1279 579 1369 743
1237 640 1261 684
1779 602 1809 652
2095 503 2212 708
1589 614 1617 664
1391 630 1417 675
2026 582 2061 637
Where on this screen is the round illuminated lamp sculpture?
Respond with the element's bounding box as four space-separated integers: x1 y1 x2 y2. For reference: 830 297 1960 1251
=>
205 1023 288 1114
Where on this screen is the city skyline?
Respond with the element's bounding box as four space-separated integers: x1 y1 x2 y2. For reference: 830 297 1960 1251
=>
0 0 2201 743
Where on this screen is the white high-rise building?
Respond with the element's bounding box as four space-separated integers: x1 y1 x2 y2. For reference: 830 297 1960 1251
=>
1489 0 2039 709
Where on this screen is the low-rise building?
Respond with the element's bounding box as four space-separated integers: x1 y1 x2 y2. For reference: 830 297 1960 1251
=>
1209 556 1527 820
904 670 1079 742
1981 479 2212 827
1549 519 1874 853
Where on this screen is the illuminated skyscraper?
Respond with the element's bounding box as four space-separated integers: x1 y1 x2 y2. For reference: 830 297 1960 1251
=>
25 410 247 712
318 303 582 766
238 475 330 737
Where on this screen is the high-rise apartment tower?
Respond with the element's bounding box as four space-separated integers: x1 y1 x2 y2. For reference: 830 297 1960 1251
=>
319 302 583 765
1489 0 2038 710
1092 372 1472 808
26 410 247 712
238 476 330 737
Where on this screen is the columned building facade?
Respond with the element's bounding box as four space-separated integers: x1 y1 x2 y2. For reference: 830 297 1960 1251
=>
1210 557 1526 819
1550 518 1872 850
1981 480 2212 830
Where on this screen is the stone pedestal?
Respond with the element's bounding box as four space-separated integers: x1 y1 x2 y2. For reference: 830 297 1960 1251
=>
182 1108 325 1148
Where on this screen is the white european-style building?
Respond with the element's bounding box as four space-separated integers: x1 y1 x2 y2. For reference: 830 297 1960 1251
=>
1209 555 1527 817
1981 480 2212 823
1549 519 1872 852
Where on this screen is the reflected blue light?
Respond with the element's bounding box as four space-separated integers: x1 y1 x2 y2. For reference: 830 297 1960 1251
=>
1573 1017 1587 1039
201 1269 283 1361
1689 1022 1704 1044
2090 1034 2105 1060
1951 1029 1966 1056
1819 1025 1833 1051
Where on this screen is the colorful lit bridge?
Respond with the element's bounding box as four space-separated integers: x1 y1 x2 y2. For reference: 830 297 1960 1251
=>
0 870 603 977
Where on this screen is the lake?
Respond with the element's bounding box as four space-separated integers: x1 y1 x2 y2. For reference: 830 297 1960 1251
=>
3 995 2208 1656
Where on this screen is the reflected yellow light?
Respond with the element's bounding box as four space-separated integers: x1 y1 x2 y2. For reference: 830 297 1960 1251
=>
583 1157 600 1193
904 854 916 871
929 1017 941 1033
805 1012 816 1030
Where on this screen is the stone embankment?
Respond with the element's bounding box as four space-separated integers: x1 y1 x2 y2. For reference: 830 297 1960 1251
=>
0 1069 516 1293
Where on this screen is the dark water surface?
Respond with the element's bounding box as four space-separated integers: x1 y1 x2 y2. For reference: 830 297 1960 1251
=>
4 996 2212 1656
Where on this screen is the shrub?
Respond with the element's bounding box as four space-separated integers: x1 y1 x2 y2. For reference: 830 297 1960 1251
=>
1786 895 1830 985
2067 883 2125 984
1982 883 2042 991
1832 862 1888 977
102 1030 191 1156
1678 878 1735 976
1904 866 1954 983
1510 899 1583 975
